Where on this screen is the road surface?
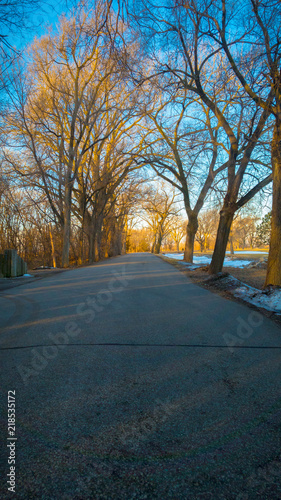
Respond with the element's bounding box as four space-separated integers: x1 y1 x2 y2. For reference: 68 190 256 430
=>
0 253 281 499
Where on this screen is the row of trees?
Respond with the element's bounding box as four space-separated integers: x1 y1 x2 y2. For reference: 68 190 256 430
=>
0 0 280 286
124 0 278 285
1 3 146 267
127 185 270 254
0 177 132 267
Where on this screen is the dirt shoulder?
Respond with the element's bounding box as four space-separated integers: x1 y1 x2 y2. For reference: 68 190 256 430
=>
224 266 266 290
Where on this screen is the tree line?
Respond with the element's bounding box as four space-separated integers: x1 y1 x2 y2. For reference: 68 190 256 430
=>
0 0 279 286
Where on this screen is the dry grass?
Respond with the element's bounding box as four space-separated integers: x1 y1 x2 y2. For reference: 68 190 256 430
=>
223 267 266 290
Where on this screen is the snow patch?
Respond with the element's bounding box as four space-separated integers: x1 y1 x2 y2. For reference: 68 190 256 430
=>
164 253 184 260
233 286 281 313
163 253 253 268
12 273 34 278
225 250 268 255
223 259 252 268
164 253 211 264
180 262 201 270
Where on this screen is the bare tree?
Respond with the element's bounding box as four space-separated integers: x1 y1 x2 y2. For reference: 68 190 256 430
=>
194 0 281 285
141 184 180 254
137 88 227 262
125 0 273 274
169 218 186 252
231 215 258 250
72 93 145 262
196 209 219 253
4 3 123 266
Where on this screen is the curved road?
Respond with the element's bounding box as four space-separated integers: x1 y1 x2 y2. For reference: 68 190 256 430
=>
0 253 281 498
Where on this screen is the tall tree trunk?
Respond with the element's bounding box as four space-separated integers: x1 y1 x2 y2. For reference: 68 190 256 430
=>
229 231 234 255
122 230 127 255
49 224 57 268
114 222 125 256
78 225 84 265
151 233 157 254
204 233 208 251
88 215 103 263
154 232 163 254
184 214 198 262
114 231 123 256
209 206 235 274
61 185 72 268
88 230 95 263
94 226 102 262
265 118 281 286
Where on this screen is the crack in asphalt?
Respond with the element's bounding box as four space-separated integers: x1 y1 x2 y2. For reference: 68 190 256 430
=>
1 343 281 350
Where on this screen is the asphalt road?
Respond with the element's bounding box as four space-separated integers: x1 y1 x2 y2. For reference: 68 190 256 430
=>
0 253 281 499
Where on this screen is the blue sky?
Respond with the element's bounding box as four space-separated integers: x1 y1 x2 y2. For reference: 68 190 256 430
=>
8 0 70 49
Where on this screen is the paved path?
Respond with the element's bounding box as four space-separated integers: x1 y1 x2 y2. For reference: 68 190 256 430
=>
0 253 281 499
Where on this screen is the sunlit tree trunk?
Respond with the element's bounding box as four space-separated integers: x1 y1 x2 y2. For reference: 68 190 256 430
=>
265 117 281 286
209 205 235 274
154 231 163 254
229 230 234 255
204 233 208 252
151 233 157 254
88 215 104 263
61 185 72 268
78 222 84 265
184 214 198 263
49 224 57 268
88 231 94 263
94 228 102 262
